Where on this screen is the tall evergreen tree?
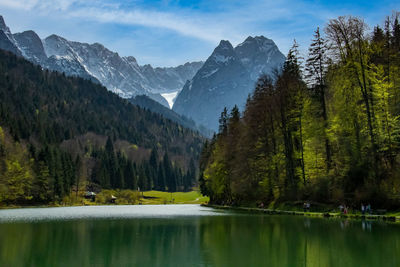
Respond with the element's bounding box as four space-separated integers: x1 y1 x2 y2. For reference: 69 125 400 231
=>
306 27 332 171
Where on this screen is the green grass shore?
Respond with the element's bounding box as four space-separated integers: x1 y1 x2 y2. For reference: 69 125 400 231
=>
202 204 400 222
3 190 400 224
0 190 209 209
139 190 209 204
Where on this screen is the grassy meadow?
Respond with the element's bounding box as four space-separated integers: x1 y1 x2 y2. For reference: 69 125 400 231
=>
140 190 209 204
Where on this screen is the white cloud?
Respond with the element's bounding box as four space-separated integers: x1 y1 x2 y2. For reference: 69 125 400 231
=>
0 0 305 45
0 0 331 61
68 8 227 43
0 0 38 10
0 0 394 66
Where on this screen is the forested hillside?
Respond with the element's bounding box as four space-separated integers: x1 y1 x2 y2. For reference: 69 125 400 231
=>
200 13 400 208
0 50 203 205
129 95 212 137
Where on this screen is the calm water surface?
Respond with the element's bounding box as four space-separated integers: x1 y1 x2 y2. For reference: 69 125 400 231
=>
0 204 399 267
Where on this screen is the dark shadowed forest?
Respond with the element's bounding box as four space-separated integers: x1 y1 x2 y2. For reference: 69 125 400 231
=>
0 50 202 205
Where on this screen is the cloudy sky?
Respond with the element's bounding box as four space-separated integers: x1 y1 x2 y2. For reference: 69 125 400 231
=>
0 0 398 66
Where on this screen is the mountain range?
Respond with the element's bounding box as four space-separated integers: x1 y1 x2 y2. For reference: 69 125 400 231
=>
0 15 286 132
0 16 202 106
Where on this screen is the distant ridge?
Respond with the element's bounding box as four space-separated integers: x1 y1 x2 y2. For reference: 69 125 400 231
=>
0 15 203 105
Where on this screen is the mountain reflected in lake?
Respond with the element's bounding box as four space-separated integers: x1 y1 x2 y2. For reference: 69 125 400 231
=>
0 205 399 267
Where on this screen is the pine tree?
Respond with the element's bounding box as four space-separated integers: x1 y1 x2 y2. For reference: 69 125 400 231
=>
306 27 332 171
218 107 228 136
124 162 136 189
105 136 114 154
157 163 166 191
277 41 306 192
33 161 50 202
149 148 158 188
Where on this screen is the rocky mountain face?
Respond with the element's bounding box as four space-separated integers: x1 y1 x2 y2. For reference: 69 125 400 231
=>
235 36 285 81
173 36 285 131
0 16 21 57
13 30 47 65
0 16 202 105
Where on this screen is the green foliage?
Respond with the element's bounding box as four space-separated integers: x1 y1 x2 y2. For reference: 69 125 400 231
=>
200 12 400 208
0 134 34 204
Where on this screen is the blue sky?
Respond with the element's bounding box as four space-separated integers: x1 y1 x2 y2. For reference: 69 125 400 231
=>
0 0 398 67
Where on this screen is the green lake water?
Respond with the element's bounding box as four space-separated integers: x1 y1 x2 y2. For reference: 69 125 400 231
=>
0 204 399 267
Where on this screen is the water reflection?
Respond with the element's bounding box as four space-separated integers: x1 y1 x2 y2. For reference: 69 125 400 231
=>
362 220 372 232
0 208 399 267
340 219 349 229
303 217 311 228
199 216 400 267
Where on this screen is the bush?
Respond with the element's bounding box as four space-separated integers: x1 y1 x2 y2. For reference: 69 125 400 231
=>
95 189 116 204
116 190 139 204
95 189 139 205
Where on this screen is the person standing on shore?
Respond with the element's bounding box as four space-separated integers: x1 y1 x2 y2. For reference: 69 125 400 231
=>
361 203 365 215
339 204 344 213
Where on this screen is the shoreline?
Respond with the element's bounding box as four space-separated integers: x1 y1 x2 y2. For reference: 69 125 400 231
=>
202 204 400 222
0 202 203 210
0 191 208 209
3 202 399 223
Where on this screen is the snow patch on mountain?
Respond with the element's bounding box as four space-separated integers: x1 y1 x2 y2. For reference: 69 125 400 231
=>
202 68 219 78
213 55 233 64
161 91 179 109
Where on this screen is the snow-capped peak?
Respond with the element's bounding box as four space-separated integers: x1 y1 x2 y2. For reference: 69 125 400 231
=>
0 15 203 106
237 36 276 51
217 40 233 50
207 40 236 66
234 35 285 80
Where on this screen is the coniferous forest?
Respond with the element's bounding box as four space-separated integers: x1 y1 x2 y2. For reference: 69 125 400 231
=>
0 49 203 205
200 13 400 208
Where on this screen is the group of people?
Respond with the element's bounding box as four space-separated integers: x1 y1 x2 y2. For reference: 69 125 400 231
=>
361 203 372 215
339 203 372 215
303 202 311 212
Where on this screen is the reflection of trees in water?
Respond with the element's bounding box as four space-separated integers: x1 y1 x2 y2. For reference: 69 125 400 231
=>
0 218 205 266
0 215 399 266
198 215 400 267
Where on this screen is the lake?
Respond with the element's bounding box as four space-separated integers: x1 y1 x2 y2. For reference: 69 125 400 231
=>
0 204 399 266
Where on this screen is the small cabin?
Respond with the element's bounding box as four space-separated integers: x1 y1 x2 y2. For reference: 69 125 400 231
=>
84 191 96 202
